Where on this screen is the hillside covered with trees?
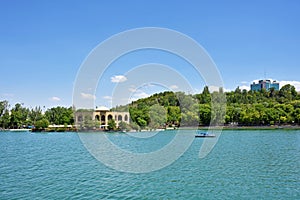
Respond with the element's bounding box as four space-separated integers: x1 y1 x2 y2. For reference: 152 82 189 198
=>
115 84 300 129
1 84 300 130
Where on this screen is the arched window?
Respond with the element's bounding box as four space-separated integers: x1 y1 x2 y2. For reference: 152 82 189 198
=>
108 114 113 120
118 115 122 121
78 115 83 122
101 115 106 121
124 115 128 121
95 115 100 121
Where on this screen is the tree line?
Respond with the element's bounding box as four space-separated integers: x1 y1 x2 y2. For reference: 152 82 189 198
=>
116 84 300 129
1 83 299 130
0 102 74 129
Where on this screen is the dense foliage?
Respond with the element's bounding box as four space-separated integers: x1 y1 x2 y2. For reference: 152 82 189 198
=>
117 84 300 128
225 84 300 126
1 84 299 129
0 102 74 129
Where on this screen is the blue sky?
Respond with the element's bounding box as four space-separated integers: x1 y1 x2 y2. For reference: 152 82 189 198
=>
0 0 300 109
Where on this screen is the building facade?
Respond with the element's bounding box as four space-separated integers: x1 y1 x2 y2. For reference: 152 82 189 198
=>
250 80 279 91
93 106 130 129
75 106 130 130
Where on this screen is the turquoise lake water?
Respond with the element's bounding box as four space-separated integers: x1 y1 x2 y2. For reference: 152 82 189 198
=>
0 130 299 199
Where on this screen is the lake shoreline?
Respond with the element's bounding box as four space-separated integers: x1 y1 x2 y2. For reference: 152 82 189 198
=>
182 125 300 131
2 125 300 133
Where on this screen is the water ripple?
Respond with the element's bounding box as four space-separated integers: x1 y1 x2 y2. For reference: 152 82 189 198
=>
0 130 299 199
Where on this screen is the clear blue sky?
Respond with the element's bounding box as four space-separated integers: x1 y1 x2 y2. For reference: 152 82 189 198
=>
1 0 299 109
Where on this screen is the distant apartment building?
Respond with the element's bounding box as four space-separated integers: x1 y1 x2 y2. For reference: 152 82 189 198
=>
250 80 279 91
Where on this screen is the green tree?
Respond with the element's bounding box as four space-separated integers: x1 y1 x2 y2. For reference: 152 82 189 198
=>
199 104 211 125
10 103 29 128
129 107 149 128
118 121 129 131
0 100 9 117
35 118 50 129
279 84 297 102
83 115 94 129
0 110 10 129
108 119 117 130
130 122 140 131
0 101 10 129
28 106 43 125
200 86 211 104
167 106 181 126
45 106 74 125
149 104 167 129
136 117 147 128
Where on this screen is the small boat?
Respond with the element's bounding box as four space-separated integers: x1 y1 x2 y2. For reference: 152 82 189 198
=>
195 132 215 138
